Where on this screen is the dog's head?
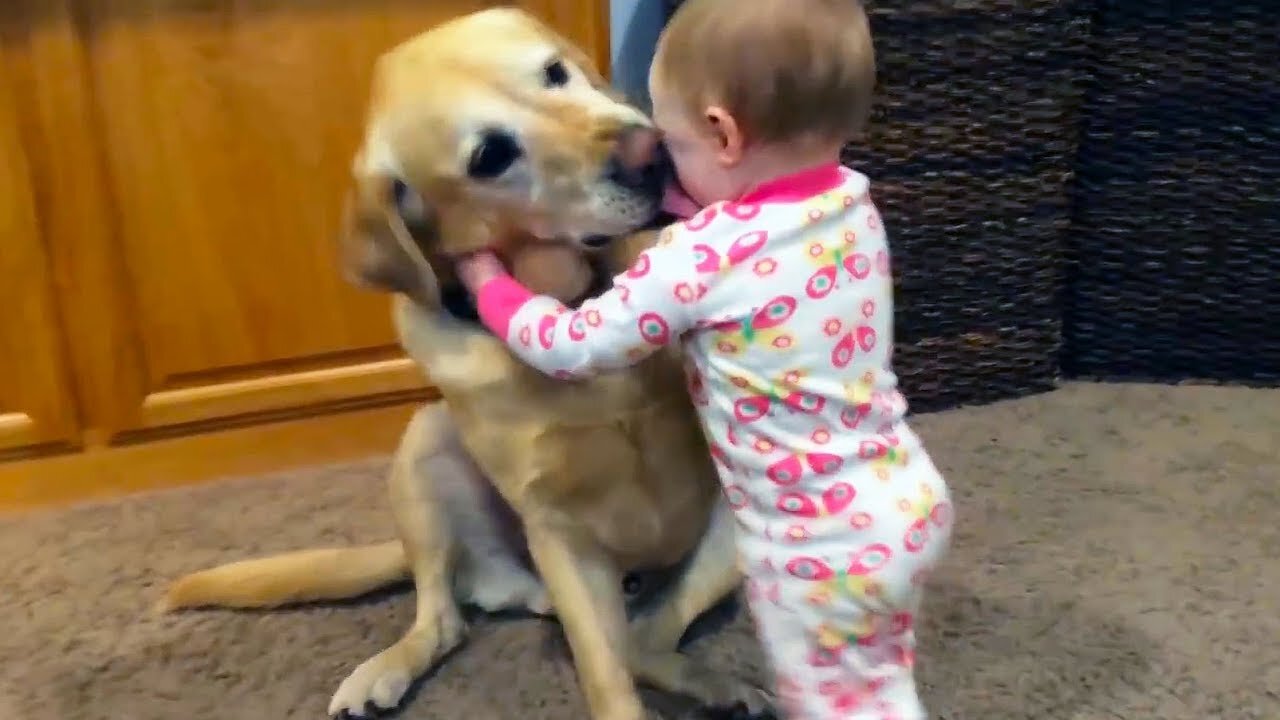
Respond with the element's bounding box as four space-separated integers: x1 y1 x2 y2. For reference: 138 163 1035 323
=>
340 8 667 309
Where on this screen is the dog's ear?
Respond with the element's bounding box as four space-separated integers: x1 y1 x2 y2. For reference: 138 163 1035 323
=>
338 170 440 306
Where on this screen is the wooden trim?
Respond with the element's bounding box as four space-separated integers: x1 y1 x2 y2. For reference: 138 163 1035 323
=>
137 357 427 430
0 414 42 454
0 400 428 513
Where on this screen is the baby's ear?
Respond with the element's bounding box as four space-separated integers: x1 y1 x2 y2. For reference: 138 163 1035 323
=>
705 105 745 166
509 244 594 303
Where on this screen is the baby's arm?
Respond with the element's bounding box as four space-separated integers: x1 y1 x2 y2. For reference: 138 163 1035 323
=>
463 237 701 379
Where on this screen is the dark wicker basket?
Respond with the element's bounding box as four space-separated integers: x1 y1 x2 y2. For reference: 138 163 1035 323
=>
661 0 1279 408
1062 2 1280 385
661 0 1093 412
844 0 1091 412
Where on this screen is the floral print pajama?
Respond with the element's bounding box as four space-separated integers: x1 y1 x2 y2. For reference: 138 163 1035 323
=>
475 164 953 720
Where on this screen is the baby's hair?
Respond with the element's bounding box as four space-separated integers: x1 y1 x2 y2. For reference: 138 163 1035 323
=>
655 0 876 146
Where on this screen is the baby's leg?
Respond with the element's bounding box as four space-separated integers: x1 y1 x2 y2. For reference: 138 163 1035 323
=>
762 511 950 715
830 601 929 720
757 597 927 720
740 592 815 720
751 458 952 719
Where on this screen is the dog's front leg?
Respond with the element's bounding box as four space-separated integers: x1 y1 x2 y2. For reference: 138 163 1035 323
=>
626 499 773 716
526 528 656 720
329 403 468 718
631 497 742 653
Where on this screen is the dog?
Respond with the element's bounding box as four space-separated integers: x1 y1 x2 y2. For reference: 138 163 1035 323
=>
159 9 770 720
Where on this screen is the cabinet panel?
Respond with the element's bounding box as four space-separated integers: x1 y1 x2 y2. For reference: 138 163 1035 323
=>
0 55 80 456
9 0 609 442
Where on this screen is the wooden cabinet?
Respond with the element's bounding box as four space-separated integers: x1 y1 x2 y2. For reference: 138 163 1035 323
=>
0 0 610 508
0 66 80 456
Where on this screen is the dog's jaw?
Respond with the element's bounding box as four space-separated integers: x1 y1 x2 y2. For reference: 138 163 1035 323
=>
437 251 613 326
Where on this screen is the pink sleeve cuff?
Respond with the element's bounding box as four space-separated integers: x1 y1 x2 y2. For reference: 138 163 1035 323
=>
474 273 536 340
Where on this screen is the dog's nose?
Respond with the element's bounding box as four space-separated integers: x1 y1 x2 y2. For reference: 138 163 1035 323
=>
604 125 667 196
615 124 659 172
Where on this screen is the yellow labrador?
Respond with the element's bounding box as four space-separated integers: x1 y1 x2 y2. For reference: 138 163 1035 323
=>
161 9 770 720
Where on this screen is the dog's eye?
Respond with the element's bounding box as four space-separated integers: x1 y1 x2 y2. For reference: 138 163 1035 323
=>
543 59 570 88
391 178 410 208
390 178 428 220
467 130 523 179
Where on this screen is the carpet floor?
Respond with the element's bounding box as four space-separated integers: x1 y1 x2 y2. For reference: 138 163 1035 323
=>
2 382 1278 720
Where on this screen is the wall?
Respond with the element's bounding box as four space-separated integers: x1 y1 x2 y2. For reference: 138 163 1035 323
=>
609 0 663 111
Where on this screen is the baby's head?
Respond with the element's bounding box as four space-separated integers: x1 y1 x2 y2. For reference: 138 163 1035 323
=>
650 0 875 206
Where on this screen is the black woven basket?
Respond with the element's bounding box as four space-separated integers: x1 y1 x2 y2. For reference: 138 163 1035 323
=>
845 0 1091 412
1063 2 1280 385
662 0 1093 413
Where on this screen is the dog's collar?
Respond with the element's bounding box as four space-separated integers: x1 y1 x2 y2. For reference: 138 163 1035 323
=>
440 252 612 325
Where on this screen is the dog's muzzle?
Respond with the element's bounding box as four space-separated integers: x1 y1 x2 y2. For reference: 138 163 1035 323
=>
603 126 670 201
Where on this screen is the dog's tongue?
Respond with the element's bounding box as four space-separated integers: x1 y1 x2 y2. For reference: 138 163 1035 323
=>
661 182 702 220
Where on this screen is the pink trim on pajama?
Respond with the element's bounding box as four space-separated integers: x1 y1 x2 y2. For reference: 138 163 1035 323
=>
476 165 952 720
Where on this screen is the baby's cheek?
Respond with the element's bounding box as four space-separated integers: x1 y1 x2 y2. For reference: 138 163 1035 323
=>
671 161 709 205
673 156 727 207
681 175 719 209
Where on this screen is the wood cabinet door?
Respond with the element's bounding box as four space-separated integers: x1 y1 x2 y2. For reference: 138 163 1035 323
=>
0 54 80 457
10 0 608 443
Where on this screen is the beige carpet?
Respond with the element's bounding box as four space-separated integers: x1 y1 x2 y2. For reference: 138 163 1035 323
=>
2 382 1278 720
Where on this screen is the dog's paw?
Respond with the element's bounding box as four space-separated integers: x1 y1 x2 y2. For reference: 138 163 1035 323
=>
328 654 413 719
327 606 467 718
681 673 775 720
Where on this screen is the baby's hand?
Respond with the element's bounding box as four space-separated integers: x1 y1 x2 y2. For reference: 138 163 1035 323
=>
455 250 508 294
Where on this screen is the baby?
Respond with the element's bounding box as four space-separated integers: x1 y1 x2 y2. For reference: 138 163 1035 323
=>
458 0 952 718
